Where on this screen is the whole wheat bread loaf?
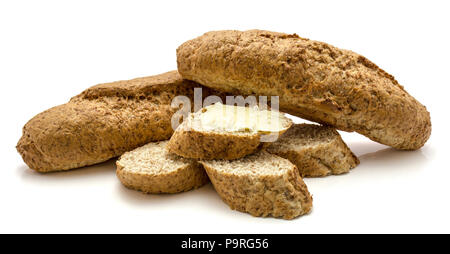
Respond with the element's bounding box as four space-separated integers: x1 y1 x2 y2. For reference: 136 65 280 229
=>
177 30 431 150
17 71 220 172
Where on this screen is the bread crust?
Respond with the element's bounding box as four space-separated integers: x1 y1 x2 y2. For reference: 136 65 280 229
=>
17 71 217 172
266 124 359 177
117 163 208 194
200 151 313 219
177 30 431 150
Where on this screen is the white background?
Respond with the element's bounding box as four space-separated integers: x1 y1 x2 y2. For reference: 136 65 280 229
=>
1 0 449 233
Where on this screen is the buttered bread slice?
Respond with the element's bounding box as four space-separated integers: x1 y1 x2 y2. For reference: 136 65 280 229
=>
167 102 292 160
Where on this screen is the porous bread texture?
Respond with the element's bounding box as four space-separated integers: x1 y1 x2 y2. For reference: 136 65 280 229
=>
266 124 359 177
167 104 293 160
177 29 431 150
116 141 208 194
200 151 313 220
17 71 221 172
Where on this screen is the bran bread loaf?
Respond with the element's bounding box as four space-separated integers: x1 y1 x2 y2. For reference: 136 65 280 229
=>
177 29 431 150
17 71 219 172
266 124 359 177
200 151 313 219
116 141 208 194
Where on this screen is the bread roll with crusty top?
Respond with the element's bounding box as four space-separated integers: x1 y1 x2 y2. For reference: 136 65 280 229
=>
17 71 219 172
176 30 431 150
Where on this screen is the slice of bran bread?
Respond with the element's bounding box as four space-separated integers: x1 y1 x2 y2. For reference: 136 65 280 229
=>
200 151 313 219
167 103 293 160
116 141 208 194
266 124 359 177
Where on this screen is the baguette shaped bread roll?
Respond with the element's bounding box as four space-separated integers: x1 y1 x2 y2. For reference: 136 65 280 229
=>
177 30 431 150
17 71 215 172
